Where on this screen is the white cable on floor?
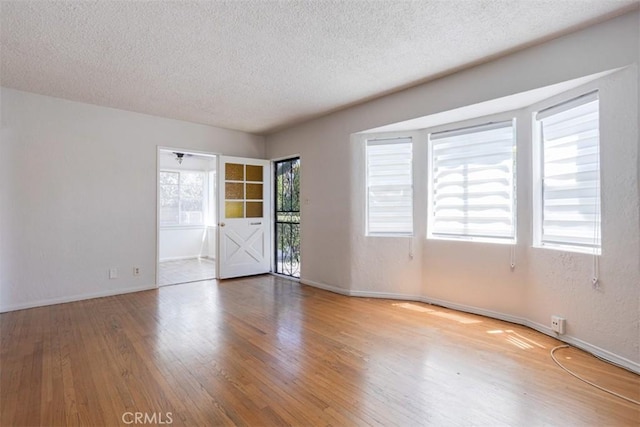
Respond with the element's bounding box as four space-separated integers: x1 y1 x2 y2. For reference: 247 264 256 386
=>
550 345 640 406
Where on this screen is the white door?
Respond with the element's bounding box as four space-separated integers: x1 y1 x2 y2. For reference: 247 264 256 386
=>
217 156 271 279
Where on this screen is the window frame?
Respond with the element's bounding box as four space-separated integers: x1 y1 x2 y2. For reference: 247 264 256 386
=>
533 91 601 255
427 117 517 244
365 136 414 237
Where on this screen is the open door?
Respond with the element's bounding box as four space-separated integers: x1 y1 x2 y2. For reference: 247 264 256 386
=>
217 156 271 279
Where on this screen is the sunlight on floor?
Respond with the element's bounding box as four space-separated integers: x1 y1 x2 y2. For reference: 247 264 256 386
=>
487 329 546 350
392 302 482 324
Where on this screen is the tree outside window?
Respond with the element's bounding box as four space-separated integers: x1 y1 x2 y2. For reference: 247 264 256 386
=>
160 171 205 226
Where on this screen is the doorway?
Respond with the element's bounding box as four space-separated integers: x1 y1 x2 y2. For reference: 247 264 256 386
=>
157 148 217 286
274 157 301 278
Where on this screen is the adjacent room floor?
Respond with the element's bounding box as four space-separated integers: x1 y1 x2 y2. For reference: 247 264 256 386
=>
158 258 215 286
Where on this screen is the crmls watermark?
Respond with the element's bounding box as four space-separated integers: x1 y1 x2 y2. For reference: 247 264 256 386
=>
122 412 173 425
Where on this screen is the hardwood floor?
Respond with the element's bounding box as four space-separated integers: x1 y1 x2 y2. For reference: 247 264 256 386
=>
1 275 638 426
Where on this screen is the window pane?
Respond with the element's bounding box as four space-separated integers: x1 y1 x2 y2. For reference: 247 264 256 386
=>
226 201 244 218
159 171 179 185
225 163 244 181
160 170 206 226
159 172 180 225
366 138 413 235
225 182 244 200
246 165 263 182
276 160 300 212
180 171 205 225
246 183 263 200
538 93 600 252
246 201 263 218
429 121 515 241
160 207 179 225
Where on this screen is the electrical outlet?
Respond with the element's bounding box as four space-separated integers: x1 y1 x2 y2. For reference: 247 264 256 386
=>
551 315 566 334
133 266 140 276
109 268 118 279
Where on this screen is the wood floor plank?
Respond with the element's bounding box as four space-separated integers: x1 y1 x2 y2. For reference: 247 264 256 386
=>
1 275 639 426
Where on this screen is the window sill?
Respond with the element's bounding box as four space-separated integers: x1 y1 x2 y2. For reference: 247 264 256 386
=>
427 234 516 245
533 243 601 256
367 233 414 238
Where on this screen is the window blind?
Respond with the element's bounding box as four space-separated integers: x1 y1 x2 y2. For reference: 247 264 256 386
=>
429 121 515 241
366 138 413 235
537 92 600 251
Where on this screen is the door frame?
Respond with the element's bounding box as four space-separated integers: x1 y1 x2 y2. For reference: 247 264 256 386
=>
156 146 220 286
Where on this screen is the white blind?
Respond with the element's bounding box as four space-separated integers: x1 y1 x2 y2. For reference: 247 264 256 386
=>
429 121 515 240
537 92 600 250
366 138 413 235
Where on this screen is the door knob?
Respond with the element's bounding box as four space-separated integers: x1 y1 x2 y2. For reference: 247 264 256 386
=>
219 222 225 227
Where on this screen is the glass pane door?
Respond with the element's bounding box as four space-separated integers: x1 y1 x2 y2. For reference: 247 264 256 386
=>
274 158 301 278
218 156 270 279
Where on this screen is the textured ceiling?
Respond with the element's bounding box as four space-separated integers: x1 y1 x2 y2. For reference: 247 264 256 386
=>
1 1 637 135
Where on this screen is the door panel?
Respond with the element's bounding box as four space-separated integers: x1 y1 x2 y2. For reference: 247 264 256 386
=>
218 156 271 279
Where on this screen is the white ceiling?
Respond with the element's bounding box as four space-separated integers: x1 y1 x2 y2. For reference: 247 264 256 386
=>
1 1 637 135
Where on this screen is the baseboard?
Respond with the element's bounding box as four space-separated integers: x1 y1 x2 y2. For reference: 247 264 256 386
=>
300 279 640 374
350 289 423 301
420 296 528 327
301 278 422 301
299 278 350 296
0 284 158 313
524 319 564 340
545 326 640 374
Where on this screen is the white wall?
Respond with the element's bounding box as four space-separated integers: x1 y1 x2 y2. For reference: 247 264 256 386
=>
266 11 640 370
159 227 208 261
0 89 264 311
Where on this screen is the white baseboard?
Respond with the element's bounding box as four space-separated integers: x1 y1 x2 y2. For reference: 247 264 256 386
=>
421 296 528 327
0 284 158 313
300 279 640 374
526 322 640 374
299 278 350 296
350 289 422 301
